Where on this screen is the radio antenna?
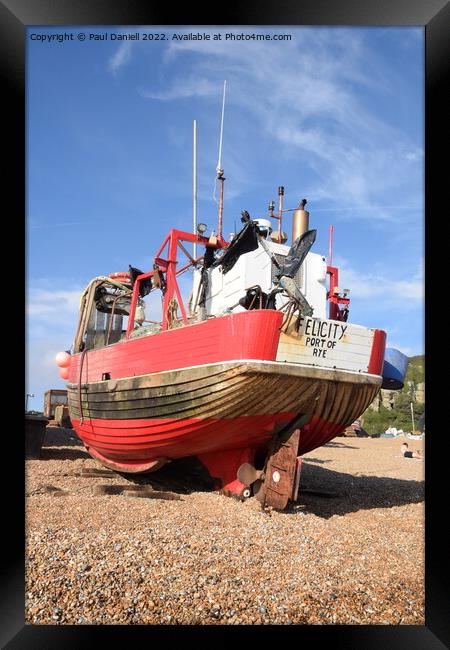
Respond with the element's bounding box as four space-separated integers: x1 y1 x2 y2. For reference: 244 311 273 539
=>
193 119 198 259
214 81 227 241
217 80 226 174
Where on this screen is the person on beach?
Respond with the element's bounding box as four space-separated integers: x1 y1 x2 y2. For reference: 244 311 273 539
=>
400 442 422 459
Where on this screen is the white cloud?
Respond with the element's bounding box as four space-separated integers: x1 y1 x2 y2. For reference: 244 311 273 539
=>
26 338 71 411
335 256 424 304
140 77 219 101
109 42 132 75
26 288 82 322
405 148 424 162
139 28 423 218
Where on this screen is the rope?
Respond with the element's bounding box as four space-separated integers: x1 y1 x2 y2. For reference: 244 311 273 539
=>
78 348 87 424
166 298 179 329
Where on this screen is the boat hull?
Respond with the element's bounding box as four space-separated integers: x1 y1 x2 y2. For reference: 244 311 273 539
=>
381 347 409 390
68 360 382 472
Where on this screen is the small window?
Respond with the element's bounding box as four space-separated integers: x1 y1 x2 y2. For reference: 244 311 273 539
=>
102 373 111 381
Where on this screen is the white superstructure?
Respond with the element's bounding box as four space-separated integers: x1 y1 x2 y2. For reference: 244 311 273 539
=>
191 238 328 320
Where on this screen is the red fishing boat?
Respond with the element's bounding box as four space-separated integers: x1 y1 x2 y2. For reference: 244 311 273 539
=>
55 191 390 510
55 97 401 509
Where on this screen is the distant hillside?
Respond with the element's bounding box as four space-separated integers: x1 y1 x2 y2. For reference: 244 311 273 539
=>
361 354 425 436
405 355 424 385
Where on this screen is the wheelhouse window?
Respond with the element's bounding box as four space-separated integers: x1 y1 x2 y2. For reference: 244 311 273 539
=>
85 283 130 349
73 278 133 352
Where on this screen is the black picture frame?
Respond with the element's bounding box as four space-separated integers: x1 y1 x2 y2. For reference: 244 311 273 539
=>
7 0 448 646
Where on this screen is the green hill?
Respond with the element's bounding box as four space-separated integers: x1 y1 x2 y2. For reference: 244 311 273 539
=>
405 354 424 385
361 354 425 436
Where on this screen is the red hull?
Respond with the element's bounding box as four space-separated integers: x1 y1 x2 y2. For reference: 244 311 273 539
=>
72 412 347 467
69 310 283 384
67 310 385 488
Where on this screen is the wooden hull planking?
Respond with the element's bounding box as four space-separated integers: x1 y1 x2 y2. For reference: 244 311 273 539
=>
68 361 381 470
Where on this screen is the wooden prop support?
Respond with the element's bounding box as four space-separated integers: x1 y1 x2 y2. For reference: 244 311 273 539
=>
255 427 301 511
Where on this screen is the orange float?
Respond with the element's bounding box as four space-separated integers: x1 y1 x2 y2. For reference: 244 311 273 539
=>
55 351 71 367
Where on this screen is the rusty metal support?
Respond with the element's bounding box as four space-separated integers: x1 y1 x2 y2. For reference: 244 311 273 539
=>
217 169 225 240
277 185 284 243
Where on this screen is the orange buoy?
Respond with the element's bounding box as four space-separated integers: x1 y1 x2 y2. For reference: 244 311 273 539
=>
59 366 70 380
55 351 71 367
109 272 132 284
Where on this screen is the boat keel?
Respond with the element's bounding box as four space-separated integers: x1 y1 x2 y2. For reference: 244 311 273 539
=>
197 428 301 511
197 447 258 500
86 445 169 474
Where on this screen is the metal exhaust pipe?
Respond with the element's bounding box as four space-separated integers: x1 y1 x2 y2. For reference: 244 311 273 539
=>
292 199 309 242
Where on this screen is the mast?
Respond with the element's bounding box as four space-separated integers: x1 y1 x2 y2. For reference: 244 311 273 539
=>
328 224 334 266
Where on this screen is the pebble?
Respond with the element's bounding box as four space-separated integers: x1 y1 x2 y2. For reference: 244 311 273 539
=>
25 435 424 625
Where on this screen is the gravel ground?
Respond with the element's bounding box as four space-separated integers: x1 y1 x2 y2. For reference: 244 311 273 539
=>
25 428 425 625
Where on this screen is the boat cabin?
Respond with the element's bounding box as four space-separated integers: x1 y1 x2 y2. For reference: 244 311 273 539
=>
71 202 350 355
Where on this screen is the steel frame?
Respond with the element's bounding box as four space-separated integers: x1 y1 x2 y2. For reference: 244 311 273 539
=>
125 229 226 336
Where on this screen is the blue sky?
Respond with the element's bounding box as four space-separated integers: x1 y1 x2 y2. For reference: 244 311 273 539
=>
26 26 424 412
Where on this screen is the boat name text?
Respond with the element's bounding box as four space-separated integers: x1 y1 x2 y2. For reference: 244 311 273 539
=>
299 318 348 359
